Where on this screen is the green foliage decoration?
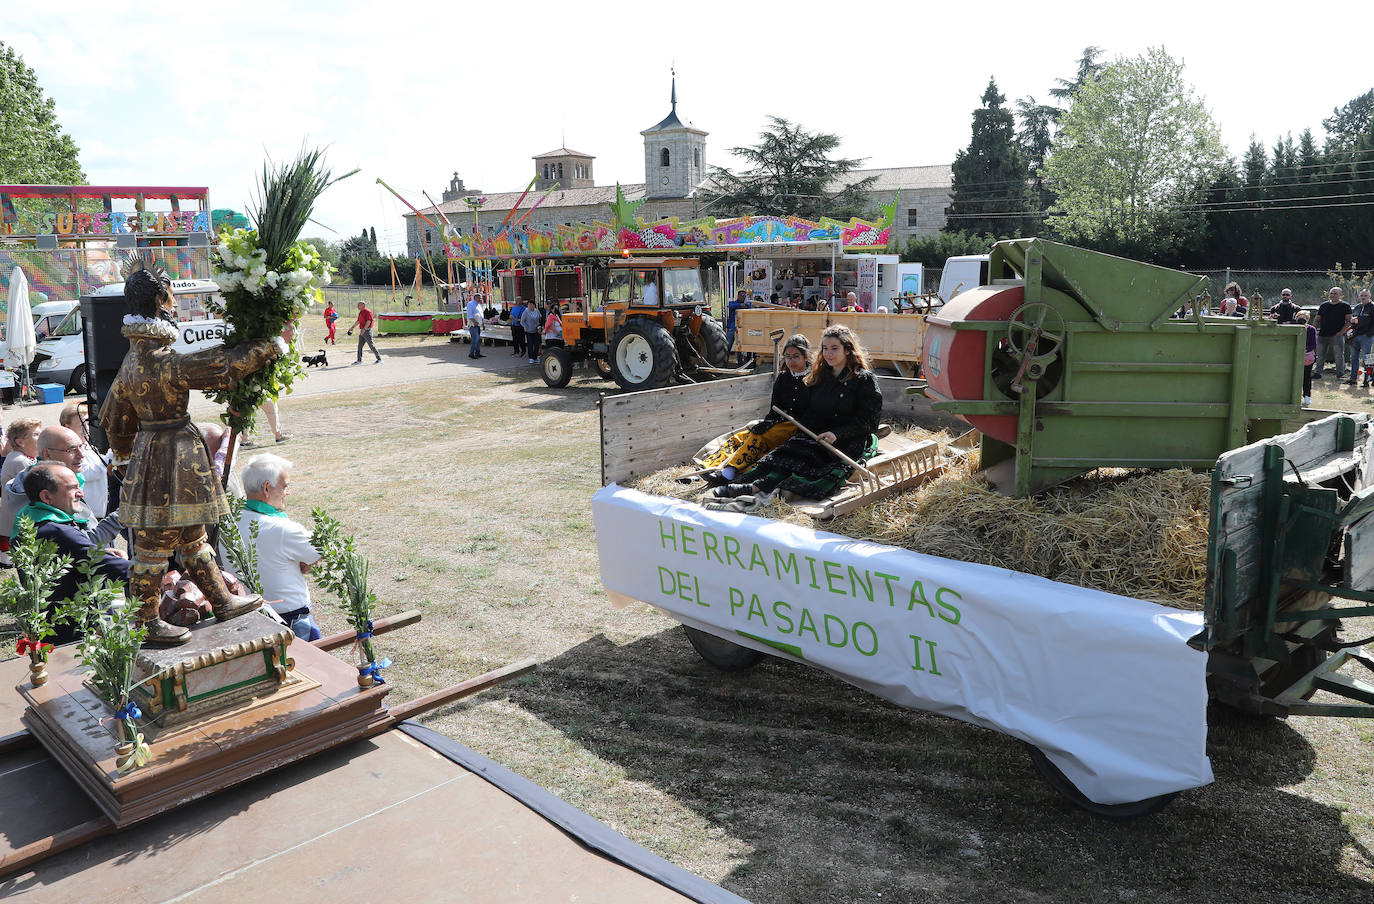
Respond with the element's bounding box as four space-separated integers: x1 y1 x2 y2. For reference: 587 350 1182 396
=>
217 495 262 595
0 517 70 658
309 508 384 673
208 148 355 433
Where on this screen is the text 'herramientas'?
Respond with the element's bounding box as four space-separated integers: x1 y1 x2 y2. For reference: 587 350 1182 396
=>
656 518 964 673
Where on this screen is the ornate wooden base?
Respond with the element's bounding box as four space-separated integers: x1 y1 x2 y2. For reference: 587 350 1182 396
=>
133 610 306 728
19 626 390 829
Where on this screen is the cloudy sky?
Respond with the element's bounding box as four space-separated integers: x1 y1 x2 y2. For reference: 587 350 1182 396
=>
7 1 1369 254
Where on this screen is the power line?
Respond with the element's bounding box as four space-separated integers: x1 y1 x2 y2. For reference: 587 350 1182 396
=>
943 196 1374 221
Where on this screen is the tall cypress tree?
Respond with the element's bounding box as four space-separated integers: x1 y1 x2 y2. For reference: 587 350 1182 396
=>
946 79 1032 238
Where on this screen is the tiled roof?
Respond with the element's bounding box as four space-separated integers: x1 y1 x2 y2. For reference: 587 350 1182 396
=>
412 184 647 219
835 164 953 191
533 147 595 159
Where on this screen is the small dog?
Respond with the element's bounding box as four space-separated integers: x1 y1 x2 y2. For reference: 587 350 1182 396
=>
302 348 328 368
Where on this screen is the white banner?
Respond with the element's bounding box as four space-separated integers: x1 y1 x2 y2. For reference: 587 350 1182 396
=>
593 485 1213 805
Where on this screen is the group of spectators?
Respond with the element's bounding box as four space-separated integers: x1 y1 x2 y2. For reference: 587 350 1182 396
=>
1170 282 1374 407
0 402 327 646
1299 285 1374 402
463 297 565 364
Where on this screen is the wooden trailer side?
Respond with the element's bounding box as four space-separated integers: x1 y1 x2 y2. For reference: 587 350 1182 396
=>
599 375 964 486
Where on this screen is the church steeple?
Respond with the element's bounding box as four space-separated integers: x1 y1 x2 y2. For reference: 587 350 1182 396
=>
641 69 708 200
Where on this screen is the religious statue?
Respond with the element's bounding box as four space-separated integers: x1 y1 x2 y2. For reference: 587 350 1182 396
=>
100 264 291 646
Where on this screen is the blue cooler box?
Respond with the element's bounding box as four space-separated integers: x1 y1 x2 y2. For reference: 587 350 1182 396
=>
36 383 65 404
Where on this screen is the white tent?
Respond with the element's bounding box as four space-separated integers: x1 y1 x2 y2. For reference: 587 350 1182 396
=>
5 266 37 398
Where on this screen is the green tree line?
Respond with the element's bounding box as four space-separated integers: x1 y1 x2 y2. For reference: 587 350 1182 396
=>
917 47 1373 270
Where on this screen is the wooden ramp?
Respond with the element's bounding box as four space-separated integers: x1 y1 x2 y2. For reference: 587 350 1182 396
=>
0 657 747 904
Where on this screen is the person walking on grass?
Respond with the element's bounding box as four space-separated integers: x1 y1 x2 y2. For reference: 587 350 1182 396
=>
347 300 382 365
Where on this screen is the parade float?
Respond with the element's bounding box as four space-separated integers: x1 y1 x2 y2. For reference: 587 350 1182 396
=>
592 239 1374 819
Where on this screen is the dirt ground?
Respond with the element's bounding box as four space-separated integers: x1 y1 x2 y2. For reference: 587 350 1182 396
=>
17 331 1374 902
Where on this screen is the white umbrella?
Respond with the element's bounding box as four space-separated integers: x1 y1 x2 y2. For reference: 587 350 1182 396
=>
5 266 37 399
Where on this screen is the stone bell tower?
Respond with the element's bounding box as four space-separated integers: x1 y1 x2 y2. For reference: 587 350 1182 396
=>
641 70 707 200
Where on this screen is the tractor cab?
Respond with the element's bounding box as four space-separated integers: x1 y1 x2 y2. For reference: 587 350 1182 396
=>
606 258 704 311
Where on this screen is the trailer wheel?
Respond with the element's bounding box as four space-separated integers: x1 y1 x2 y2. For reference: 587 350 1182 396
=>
540 346 573 388
1025 744 1178 820
69 365 88 395
696 316 731 367
610 318 678 390
683 625 765 672
594 357 615 380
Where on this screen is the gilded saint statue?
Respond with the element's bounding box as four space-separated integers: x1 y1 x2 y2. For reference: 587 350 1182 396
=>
100 265 292 646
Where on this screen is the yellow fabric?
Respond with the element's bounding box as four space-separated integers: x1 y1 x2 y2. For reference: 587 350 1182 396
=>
700 421 796 472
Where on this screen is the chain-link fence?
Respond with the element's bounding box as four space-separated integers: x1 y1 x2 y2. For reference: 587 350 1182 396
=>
920 266 1369 308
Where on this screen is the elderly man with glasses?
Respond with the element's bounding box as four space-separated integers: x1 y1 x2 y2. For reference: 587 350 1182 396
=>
1 425 124 548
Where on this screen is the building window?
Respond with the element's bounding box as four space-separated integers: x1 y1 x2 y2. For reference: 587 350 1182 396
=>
906 208 918 227
557 162 564 179
694 148 700 169
425 230 431 244
660 148 670 167
543 164 549 180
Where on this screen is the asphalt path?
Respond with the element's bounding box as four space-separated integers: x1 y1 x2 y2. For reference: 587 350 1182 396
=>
4 331 535 429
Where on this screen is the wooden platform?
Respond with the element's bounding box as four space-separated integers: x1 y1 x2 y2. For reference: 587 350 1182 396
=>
0 655 740 902
20 633 390 828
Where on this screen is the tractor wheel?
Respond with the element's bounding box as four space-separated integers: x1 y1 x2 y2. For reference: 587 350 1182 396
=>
1024 744 1178 820
594 357 615 380
683 625 765 672
610 318 678 391
70 365 88 395
696 315 731 367
540 346 573 388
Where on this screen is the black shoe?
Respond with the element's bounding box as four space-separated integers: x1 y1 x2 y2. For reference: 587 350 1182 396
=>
1313 373 1324 380
710 482 756 499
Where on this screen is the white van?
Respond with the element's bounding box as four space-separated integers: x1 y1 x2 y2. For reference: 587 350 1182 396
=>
30 300 79 342
32 279 227 394
937 255 991 303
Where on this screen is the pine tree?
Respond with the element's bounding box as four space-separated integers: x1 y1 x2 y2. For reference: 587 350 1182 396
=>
946 79 1032 238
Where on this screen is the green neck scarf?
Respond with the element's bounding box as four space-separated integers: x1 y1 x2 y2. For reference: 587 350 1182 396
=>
243 499 286 518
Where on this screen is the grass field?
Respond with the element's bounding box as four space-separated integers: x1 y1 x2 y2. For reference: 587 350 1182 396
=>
261 346 1373 904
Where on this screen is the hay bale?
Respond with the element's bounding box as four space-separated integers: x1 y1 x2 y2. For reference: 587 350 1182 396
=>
826 466 1210 609
626 423 1212 609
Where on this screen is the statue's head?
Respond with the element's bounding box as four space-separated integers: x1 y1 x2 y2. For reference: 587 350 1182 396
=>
125 268 174 322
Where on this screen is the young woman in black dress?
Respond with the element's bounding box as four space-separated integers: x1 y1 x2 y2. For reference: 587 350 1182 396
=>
711 324 882 500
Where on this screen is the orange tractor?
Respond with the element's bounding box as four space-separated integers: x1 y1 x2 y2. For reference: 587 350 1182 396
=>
539 257 732 391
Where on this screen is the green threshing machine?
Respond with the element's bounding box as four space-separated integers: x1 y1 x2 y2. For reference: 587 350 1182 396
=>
922 238 1374 726
922 238 1302 497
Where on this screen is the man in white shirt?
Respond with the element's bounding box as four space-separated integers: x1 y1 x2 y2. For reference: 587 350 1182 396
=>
239 453 323 641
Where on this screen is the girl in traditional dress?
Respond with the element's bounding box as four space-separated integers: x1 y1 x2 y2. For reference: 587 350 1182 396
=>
710 325 882 501
699 334 813 484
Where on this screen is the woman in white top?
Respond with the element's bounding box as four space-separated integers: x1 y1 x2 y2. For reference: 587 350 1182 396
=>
0 417 43 559
59 403 110 519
